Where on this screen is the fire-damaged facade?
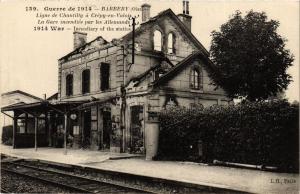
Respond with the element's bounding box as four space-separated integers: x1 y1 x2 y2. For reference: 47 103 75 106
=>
1 2 230 159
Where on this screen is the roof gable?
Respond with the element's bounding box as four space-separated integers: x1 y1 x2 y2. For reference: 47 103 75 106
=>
127 55 174 87
1 90 43 101
125 51 222 90
153 51 219 86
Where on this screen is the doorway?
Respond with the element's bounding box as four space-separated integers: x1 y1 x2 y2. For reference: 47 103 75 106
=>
130 105 144 154
83 110 91 148
102 110 111 150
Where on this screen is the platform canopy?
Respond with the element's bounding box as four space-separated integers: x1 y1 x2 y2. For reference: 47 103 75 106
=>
75 96 115 110
1 100 87 114
1 100 88 153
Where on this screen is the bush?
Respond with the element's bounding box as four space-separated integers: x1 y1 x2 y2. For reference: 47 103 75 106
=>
157 100 299 172
2 125 13 145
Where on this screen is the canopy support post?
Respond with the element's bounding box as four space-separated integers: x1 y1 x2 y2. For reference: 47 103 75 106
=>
64 113 68 155
12 116 17 149
35 117 38 151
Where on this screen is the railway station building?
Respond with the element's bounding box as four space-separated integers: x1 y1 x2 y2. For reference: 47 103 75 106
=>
1 2 230 159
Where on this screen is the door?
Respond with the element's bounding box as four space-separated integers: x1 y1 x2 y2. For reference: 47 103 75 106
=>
83 110 91 148
130 106 144 154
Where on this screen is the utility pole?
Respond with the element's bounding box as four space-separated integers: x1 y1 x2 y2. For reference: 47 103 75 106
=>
128 15 139 70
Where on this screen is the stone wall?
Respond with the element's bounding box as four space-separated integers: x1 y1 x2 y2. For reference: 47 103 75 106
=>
163 60 226 95
59 46 124 101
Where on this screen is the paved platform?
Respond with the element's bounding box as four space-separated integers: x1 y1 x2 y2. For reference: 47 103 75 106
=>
1 145 299 194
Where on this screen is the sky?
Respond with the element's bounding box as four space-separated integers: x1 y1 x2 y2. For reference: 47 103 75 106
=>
0 0 299 102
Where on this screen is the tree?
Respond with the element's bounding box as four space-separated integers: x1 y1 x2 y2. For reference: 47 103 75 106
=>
210 10 294 101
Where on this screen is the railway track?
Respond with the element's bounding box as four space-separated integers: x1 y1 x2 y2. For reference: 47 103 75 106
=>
1 188 10 193
1 154 247 193
1 161 150 193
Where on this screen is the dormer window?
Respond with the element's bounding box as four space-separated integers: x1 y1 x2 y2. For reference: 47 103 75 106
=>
168 33 175 54
153 30 162 51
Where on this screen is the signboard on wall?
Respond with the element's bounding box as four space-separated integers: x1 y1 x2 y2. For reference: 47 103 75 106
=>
73 126 79 135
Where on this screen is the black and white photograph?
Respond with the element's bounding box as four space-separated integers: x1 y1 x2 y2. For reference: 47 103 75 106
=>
0 0 299 193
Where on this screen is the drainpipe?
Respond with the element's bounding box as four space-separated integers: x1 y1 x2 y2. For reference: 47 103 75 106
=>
120 85 126 152
121 45 126 153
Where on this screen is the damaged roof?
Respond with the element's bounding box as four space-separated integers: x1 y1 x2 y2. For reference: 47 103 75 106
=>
59 36 108 61
127 51 221 89
60 8 209 62
121 9 209 56
128 53 175 87
153 51 220 86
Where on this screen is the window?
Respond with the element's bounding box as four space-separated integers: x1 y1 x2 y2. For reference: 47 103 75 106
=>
66 74 73 96
153 30 162 51
100 63 110 91
168 33 175 54
17 119 26 134
27 117 35 134
82 69 90 94
191 67 202 90
38 116 46 134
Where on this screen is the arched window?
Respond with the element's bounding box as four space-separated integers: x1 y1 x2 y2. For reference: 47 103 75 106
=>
191 67 202 90
100 63 110 91
82 69 90 94
153 30 162 51
168 33 175 54
66 74 73 96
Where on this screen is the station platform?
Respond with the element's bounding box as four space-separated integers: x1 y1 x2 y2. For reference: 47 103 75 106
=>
1 145 298 194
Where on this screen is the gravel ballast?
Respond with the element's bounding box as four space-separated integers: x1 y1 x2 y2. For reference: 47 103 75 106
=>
1 170 75 193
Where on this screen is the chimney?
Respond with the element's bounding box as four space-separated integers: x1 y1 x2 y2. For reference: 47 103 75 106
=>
73 31 87 49
141 3 151 22
177 0 192 31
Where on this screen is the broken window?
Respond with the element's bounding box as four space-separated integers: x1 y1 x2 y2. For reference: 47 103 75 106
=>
66 74 73 96
168 33 175 54
100 63 110 91
191 67 202 90
154 30 162 51
82 69 90 94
